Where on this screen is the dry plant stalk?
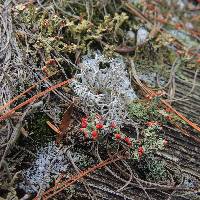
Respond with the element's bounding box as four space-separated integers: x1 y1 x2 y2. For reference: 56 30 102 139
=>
145 85 200 133
46 121 61 135
136 74 200 133
173 122 200 143
161 100 200 133
35 155 123 200
0 79 72 122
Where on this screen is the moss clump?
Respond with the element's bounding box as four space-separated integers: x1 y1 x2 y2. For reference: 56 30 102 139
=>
128 102 148 120
138 154 168 182
14 1 131 63
27 113 55 147
128 98 162 122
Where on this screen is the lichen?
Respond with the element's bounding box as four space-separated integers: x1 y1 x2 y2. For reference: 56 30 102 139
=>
70 52 137 125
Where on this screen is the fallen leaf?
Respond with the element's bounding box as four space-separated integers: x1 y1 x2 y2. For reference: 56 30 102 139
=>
59 102 74 134
56 102 74 144
46 102 74 144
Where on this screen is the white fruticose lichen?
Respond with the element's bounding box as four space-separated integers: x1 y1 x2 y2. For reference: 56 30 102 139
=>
70 52 137 125
19 143 93 193
19 142 69 192
137 27 149 45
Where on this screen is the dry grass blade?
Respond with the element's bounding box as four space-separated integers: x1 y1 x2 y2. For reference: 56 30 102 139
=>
172 122 200 143
146 84 200 134
161 100 200 133
147 87 200 134
124 2 150 24
0 79 72 122
130 61 200 135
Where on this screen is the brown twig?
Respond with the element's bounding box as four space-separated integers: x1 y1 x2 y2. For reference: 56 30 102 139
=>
130 60 200 135
66 150 97 200
34 154 123 200
0 79 72 122
0 70 60 113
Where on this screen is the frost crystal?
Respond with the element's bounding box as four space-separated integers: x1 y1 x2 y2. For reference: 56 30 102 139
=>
70 52 137 125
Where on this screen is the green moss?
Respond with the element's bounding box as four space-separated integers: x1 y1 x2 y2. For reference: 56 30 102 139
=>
27 113 56 147
128 98 162 122
128 102 148 120
15 1 131 61
138 154 168 182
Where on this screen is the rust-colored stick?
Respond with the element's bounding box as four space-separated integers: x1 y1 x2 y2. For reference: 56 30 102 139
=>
146 86 200 133
37 156 123 200
0 79 72 122
173 122 200 143
133 73 200 133
124 2 150 24
161 100 200 133
0 71 60 112
46 121 61 135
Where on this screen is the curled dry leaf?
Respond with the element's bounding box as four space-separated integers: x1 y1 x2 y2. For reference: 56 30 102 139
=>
59 102 74 133
56 102 74 144
46 102 74 144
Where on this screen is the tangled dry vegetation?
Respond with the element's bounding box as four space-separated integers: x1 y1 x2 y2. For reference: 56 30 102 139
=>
0 0 200 200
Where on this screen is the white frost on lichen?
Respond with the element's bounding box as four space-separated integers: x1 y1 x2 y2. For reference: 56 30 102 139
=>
70 52 137 125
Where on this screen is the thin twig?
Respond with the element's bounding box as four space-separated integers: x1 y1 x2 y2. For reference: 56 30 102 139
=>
35 154 123 200
0 79 72 122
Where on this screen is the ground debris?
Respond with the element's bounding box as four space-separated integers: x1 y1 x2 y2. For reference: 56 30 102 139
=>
0 0 200 199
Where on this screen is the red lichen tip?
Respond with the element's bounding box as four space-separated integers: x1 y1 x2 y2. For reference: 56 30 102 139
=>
81 121 87 128
91 130 98 140
115 133 121 140
124 137 132 146
110 121 117 128
96 123 104 129
163 139 168 146
138 146 144 154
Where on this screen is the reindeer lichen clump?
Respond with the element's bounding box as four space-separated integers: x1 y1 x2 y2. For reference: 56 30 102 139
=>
70 52 137 125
